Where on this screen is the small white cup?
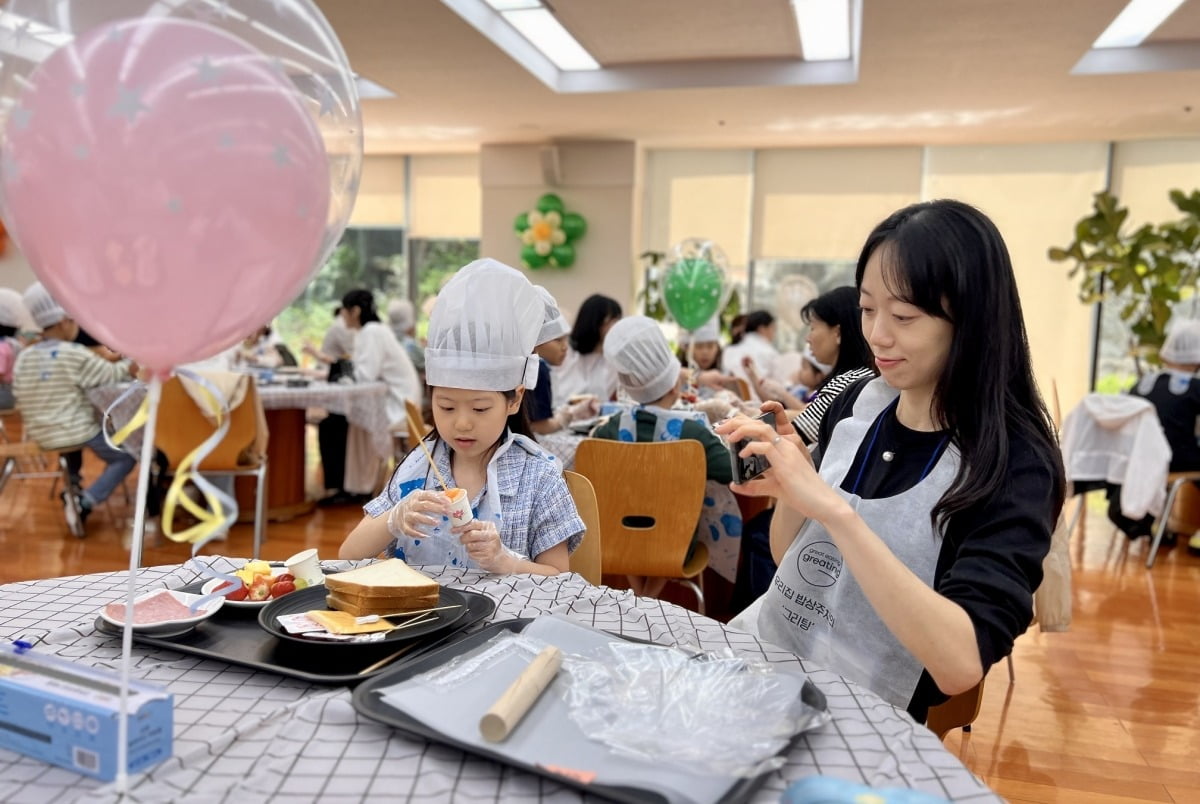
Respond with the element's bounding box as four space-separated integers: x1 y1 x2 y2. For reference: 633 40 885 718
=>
285 548 324 587
446 488 474 528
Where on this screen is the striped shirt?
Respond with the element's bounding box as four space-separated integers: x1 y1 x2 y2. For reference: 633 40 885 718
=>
13 340 132 450
791 367 876 445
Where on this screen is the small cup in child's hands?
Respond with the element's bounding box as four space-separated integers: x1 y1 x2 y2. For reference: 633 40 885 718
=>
446 487 474 527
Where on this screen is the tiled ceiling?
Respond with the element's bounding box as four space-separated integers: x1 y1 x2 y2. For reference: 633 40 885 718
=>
312 0 1200 153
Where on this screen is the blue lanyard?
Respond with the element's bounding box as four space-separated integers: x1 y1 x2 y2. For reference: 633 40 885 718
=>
849 397 949 496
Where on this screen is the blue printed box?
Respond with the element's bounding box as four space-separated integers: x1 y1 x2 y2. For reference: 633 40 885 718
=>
0 648 172 781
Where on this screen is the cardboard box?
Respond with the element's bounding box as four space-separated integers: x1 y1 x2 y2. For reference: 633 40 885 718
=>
0 648 172 781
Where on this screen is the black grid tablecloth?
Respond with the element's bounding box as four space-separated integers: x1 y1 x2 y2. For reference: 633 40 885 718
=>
0 558 1000 803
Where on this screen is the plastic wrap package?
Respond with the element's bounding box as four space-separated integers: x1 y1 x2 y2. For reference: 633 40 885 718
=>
562 640 824 777
411 629 827 779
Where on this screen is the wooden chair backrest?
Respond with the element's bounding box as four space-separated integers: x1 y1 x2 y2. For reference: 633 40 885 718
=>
156 377 260 471
573 439 706 577
563 470 602 585
404 397 430 439
732 377 752 401
925 680 985 740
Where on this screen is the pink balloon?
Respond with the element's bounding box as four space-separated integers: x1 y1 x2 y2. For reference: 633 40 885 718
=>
1 17 331 371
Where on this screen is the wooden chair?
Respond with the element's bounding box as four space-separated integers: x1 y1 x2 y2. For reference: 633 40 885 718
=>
155 377 268 558
1147 470 1200 568
392 397 431 460
732 377 752 401
574 439 708 612
925 679 985 740
563 470 601 585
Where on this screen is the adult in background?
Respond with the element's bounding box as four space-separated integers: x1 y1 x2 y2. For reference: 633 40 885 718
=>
721 310 780 393
551 293 622 409
387 298 426 378
318 289 420 506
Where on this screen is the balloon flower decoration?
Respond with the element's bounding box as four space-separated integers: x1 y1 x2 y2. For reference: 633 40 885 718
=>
663 238 729 377
0 0 361 788
514 193 587 269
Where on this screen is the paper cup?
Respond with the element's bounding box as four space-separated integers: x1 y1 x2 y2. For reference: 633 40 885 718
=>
285 548 324 587
447 488 474 527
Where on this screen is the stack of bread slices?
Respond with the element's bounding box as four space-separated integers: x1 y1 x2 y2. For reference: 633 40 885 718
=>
324 558 440 616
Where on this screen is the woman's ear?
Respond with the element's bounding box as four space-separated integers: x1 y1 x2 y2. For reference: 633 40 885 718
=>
834 324 842 345
507 387 525 414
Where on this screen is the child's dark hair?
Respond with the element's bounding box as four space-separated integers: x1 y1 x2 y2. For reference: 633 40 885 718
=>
0 324 16 338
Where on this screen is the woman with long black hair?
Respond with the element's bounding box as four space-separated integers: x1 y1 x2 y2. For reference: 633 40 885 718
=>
719 200 1064 723
550 293 622 408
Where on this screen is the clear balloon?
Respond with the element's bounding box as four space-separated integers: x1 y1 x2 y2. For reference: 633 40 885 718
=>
663 238 729 331
0 1 362 371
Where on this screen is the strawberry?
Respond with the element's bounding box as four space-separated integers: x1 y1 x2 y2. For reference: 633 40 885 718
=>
214 580 248 602
247 575 272 601
269 580 296 599
274 573 295 585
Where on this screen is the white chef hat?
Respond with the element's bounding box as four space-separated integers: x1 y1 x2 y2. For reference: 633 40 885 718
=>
425 259 542 391
387 298 415 332
605 315 681 404
22 281 66 329
533 286 570 346
0 288 26 328
678 315 721 346
1161 318 1200 364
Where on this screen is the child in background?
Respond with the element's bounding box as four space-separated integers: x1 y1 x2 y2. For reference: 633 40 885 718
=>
0 289 26 410
676 316 737 398
526 286 598 434
339 259 584 575
591 316 742 596
12 282 137 536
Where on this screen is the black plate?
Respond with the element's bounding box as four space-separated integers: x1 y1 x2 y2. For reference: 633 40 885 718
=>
93 587 496 685
353 619 828 804
258 583 468 646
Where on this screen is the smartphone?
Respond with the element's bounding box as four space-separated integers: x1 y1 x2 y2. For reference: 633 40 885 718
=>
728 410 778 484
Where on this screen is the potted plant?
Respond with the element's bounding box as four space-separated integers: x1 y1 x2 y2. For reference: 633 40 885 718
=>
1049 189 1200 367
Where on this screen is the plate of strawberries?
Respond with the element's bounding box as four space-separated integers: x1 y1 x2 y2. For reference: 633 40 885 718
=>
201 560 313 608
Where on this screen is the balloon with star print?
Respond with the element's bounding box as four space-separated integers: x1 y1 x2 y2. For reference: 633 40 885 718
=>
0 0 362 371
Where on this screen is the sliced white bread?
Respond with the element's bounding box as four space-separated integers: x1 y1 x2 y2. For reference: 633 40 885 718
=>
325 591 440 617
325 558 440 599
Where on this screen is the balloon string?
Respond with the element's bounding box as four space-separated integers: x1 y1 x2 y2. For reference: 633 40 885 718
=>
116 376 162 794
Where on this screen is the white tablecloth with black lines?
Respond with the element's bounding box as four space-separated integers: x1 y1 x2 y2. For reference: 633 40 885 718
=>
0 558 1001 803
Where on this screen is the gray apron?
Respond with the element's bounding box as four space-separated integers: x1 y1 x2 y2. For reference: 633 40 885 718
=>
738 378 959 708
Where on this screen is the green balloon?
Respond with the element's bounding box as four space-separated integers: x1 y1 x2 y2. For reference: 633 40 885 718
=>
550 244 575 268
513 212 529 233
521 245 548 269
662 258 724 330
536 193 564 215
561 212 587 241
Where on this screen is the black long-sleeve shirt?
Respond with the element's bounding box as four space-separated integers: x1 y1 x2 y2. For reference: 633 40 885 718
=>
818 378 1057 721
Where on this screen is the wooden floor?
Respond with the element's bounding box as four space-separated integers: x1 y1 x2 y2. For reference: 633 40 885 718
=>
1 450 1198 802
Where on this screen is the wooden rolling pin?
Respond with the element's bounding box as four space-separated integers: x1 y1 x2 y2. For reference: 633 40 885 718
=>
479 645 563 742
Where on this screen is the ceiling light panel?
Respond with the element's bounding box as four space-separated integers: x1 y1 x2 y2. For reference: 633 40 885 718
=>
501 7 600 71
791 0 851 61
1093 0 1187 48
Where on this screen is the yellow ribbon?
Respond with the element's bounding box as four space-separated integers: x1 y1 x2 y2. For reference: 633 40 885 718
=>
110 397 150 448
159 378 235 547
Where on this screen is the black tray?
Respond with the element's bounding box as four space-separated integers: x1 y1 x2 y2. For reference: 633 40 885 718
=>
93 586 496 685
352 619 828 804
258 583 469 646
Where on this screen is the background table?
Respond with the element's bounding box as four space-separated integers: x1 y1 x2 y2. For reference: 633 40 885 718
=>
0 559 1001 803
90 381 390 521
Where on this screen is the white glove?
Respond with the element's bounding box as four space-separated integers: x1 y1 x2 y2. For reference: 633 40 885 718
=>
385 490 451 539
456 519 524 574
554 397 599 429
